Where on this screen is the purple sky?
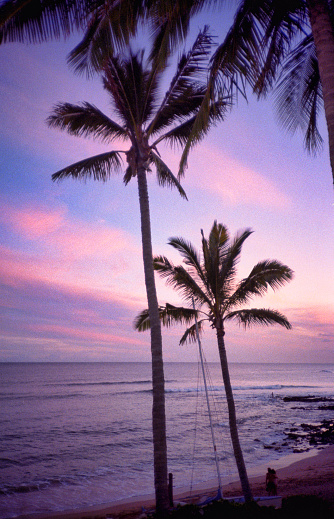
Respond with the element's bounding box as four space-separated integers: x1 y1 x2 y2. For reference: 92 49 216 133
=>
0 11 333 363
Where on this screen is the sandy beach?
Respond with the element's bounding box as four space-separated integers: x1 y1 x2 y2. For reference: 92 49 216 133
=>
15 446 334 519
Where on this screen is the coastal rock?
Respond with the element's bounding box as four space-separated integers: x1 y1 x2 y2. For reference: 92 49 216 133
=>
284 420 334 448
261 420 334 453
283 396 334 403
301 421 334 446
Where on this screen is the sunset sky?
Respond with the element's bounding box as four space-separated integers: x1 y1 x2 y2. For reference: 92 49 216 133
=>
0 9 333 364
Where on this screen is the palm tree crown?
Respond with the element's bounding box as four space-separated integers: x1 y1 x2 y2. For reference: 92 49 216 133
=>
135 221 293 503
47 27 227 183
135 221 293 342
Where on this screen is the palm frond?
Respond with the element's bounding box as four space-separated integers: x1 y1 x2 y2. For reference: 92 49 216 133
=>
140 44 167 133
178 95 229 176
67 13 118 76
228 259 294 309
154 97 228 157
0 0 86 44
147 26 214 136
123 164 136 185
218 228 253 301
68 0 144 75
150 152 187 199
147 0 201 68
134 303 197 332
149 84 206 136
102 54 137 129
134 308 151 331
209 220 229 250
201 221 230 304
274 34 323 154
47 102 127 143
167 236 201 269
247 259 294 291
52 151 124 182
153 255 211 308
208 0 265 99
103 51 157 129
179 319 206 346
152 109 200 147
253 0 308 96
153 254 175 275
166 235 209 294
225 308 291 330
207 0 307 100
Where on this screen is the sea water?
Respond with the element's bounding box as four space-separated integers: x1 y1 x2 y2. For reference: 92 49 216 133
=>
0 362 333 518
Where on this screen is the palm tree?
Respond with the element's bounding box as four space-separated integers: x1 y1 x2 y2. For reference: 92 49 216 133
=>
46 31 227 514
135 221 293 502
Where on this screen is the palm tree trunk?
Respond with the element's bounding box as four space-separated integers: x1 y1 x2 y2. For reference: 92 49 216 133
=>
136 164 169 515
216 328 253 502
307 0 334 186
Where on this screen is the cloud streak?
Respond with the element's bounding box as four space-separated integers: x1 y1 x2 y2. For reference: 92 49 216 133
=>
0 196 143 292
186 145 292 208
0 195 151 359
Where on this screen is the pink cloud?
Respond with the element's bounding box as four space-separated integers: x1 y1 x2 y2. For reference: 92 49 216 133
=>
27 322 143 345
289 306 334 339
0 244 144 312
1 199 130 257
0 200 65 238
0 258 147 360
185 145 292 209
0 197 144 297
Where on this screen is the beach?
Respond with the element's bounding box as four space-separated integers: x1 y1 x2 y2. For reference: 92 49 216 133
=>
14 446 334 519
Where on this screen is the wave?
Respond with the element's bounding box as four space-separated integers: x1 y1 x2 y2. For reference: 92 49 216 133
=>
47 379 177 388
166 384 319 393
62 380 152 387
0 393 84 402
91 383 321 396
0 383 322 403
233 384 319 391
166 387 212 394
0 476 76 496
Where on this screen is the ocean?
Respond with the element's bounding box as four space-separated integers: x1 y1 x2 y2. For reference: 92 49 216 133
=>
0 362 333 518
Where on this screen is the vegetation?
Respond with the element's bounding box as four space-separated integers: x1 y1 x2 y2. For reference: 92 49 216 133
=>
135 221 293 502
162 495 333 519
46 32 227 513
2 2 334 185
195 1 334 186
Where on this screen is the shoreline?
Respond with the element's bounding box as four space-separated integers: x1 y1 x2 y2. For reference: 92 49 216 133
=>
14 446 334 519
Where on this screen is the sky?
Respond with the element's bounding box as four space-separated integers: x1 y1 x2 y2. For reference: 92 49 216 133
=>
0 8 333 364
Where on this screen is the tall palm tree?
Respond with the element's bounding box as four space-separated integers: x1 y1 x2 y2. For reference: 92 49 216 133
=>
135 221 293 502
46 31 227 514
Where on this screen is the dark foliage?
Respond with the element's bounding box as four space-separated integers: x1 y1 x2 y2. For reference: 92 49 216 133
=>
161 495 333 519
